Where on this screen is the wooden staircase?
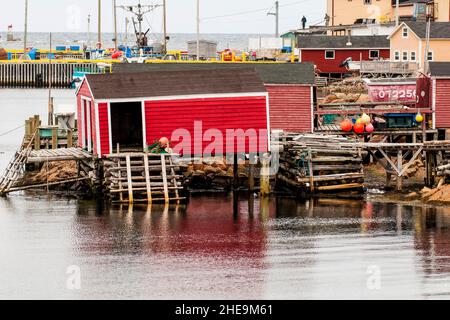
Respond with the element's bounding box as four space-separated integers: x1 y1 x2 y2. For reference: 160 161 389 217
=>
104 153 185 204
0 130 37 196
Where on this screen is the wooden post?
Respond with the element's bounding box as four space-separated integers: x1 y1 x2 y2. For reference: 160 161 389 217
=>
396 150 403 191
233 153 239 190
33 115 41 151
143 154 152 204
308 147 315 193
260 154 271 197
51 127 58 149
386 172 391 188
248 163 255 192
161 154 169 203
126 155 133 203
67 130 73 148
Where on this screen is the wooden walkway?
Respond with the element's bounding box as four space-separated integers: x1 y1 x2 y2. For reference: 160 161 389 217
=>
23 148 93 163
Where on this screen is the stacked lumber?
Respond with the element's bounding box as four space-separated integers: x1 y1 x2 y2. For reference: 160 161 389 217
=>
276 133 365 194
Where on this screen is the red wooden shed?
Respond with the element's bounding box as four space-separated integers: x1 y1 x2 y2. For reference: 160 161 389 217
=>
429 62 450 129
112 63 316 133
297 35 390 76
76 68 269 158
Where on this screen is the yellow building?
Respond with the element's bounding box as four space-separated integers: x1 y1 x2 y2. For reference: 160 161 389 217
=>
327 0 450 26
388 21 450 69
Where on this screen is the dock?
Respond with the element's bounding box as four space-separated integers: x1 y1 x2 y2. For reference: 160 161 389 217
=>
0 61 106 88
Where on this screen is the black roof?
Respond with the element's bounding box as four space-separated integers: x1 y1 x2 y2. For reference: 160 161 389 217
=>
112 63 316 85
429 62 450 77
85 68 267 100
298 35 390 49
404 21 450 39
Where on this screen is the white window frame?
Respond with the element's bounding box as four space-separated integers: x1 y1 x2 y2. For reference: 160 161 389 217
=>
402 51 409 61
325 50 335 60
410 51 416 61
394 51 400 61
402 27 409 38
427 51 434 61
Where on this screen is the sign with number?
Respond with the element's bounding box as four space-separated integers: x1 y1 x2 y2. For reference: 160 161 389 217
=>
368 84 417 103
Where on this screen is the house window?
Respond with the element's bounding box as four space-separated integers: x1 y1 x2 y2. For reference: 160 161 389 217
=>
394 51 400 61
363 0 372 4
369 50 379 59
325 50 335 59
427 51 434 61
410 51 416 61
402 27 408 38
402 51 408 61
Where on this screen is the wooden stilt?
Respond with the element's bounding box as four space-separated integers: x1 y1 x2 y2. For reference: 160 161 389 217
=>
143 154 152 203
126 155 133 203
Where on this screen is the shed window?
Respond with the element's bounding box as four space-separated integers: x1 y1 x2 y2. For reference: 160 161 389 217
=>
394 51 400 61
410 51 416 61
369 50 379 59
427 51 434 61
325 50 335 59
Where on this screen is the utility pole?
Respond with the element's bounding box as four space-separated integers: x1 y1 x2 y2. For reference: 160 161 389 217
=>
98 0 102 48
197 0 200 60
163 0 167 54
113 0 118 50
87 14 91 49
424 17 431 73
23 0 28 58
48 32 53 126
267 1 279 37
395 0 400 26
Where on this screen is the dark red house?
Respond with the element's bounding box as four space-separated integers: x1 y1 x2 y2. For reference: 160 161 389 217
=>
112 63 316 133
429 62 450 130
298 35 390 76
76 68 270 158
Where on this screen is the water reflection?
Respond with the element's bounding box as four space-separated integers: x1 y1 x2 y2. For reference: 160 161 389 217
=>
2 194 450 299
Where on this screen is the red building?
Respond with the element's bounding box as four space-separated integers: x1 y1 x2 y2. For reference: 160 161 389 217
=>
76 68 269 158
298 35 390 76
113 63 316 133
429 62 450 129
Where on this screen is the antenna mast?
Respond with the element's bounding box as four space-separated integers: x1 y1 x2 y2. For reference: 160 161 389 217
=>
117 0 163 47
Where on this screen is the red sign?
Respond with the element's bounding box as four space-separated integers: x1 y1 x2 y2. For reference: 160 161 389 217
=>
368 84 417 103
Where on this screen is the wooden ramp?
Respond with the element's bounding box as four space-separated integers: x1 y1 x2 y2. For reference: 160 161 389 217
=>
104 153 185 204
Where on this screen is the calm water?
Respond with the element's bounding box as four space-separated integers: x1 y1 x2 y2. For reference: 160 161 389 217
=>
1 90 450 300
0 32 270 51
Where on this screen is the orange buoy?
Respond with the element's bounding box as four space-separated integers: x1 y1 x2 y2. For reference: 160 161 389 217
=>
340 119 353 132
354 122 365 134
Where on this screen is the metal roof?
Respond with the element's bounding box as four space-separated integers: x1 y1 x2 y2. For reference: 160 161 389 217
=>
112 63 316 85
84 68 267 100
429 62 450 78
297 35 390 49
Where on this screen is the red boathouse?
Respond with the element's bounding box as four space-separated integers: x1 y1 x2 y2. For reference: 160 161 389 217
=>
429 62 450 130
76 68 270 158
112 63 316 133
298 35 390 76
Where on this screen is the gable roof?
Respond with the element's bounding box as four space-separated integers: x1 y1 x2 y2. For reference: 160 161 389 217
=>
389 21 450 39
83 68 267 100
429 62 450 78
112 63 316 85
297 35 390 49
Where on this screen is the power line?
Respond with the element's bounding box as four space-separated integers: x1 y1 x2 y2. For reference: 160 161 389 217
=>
202 0 315 21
